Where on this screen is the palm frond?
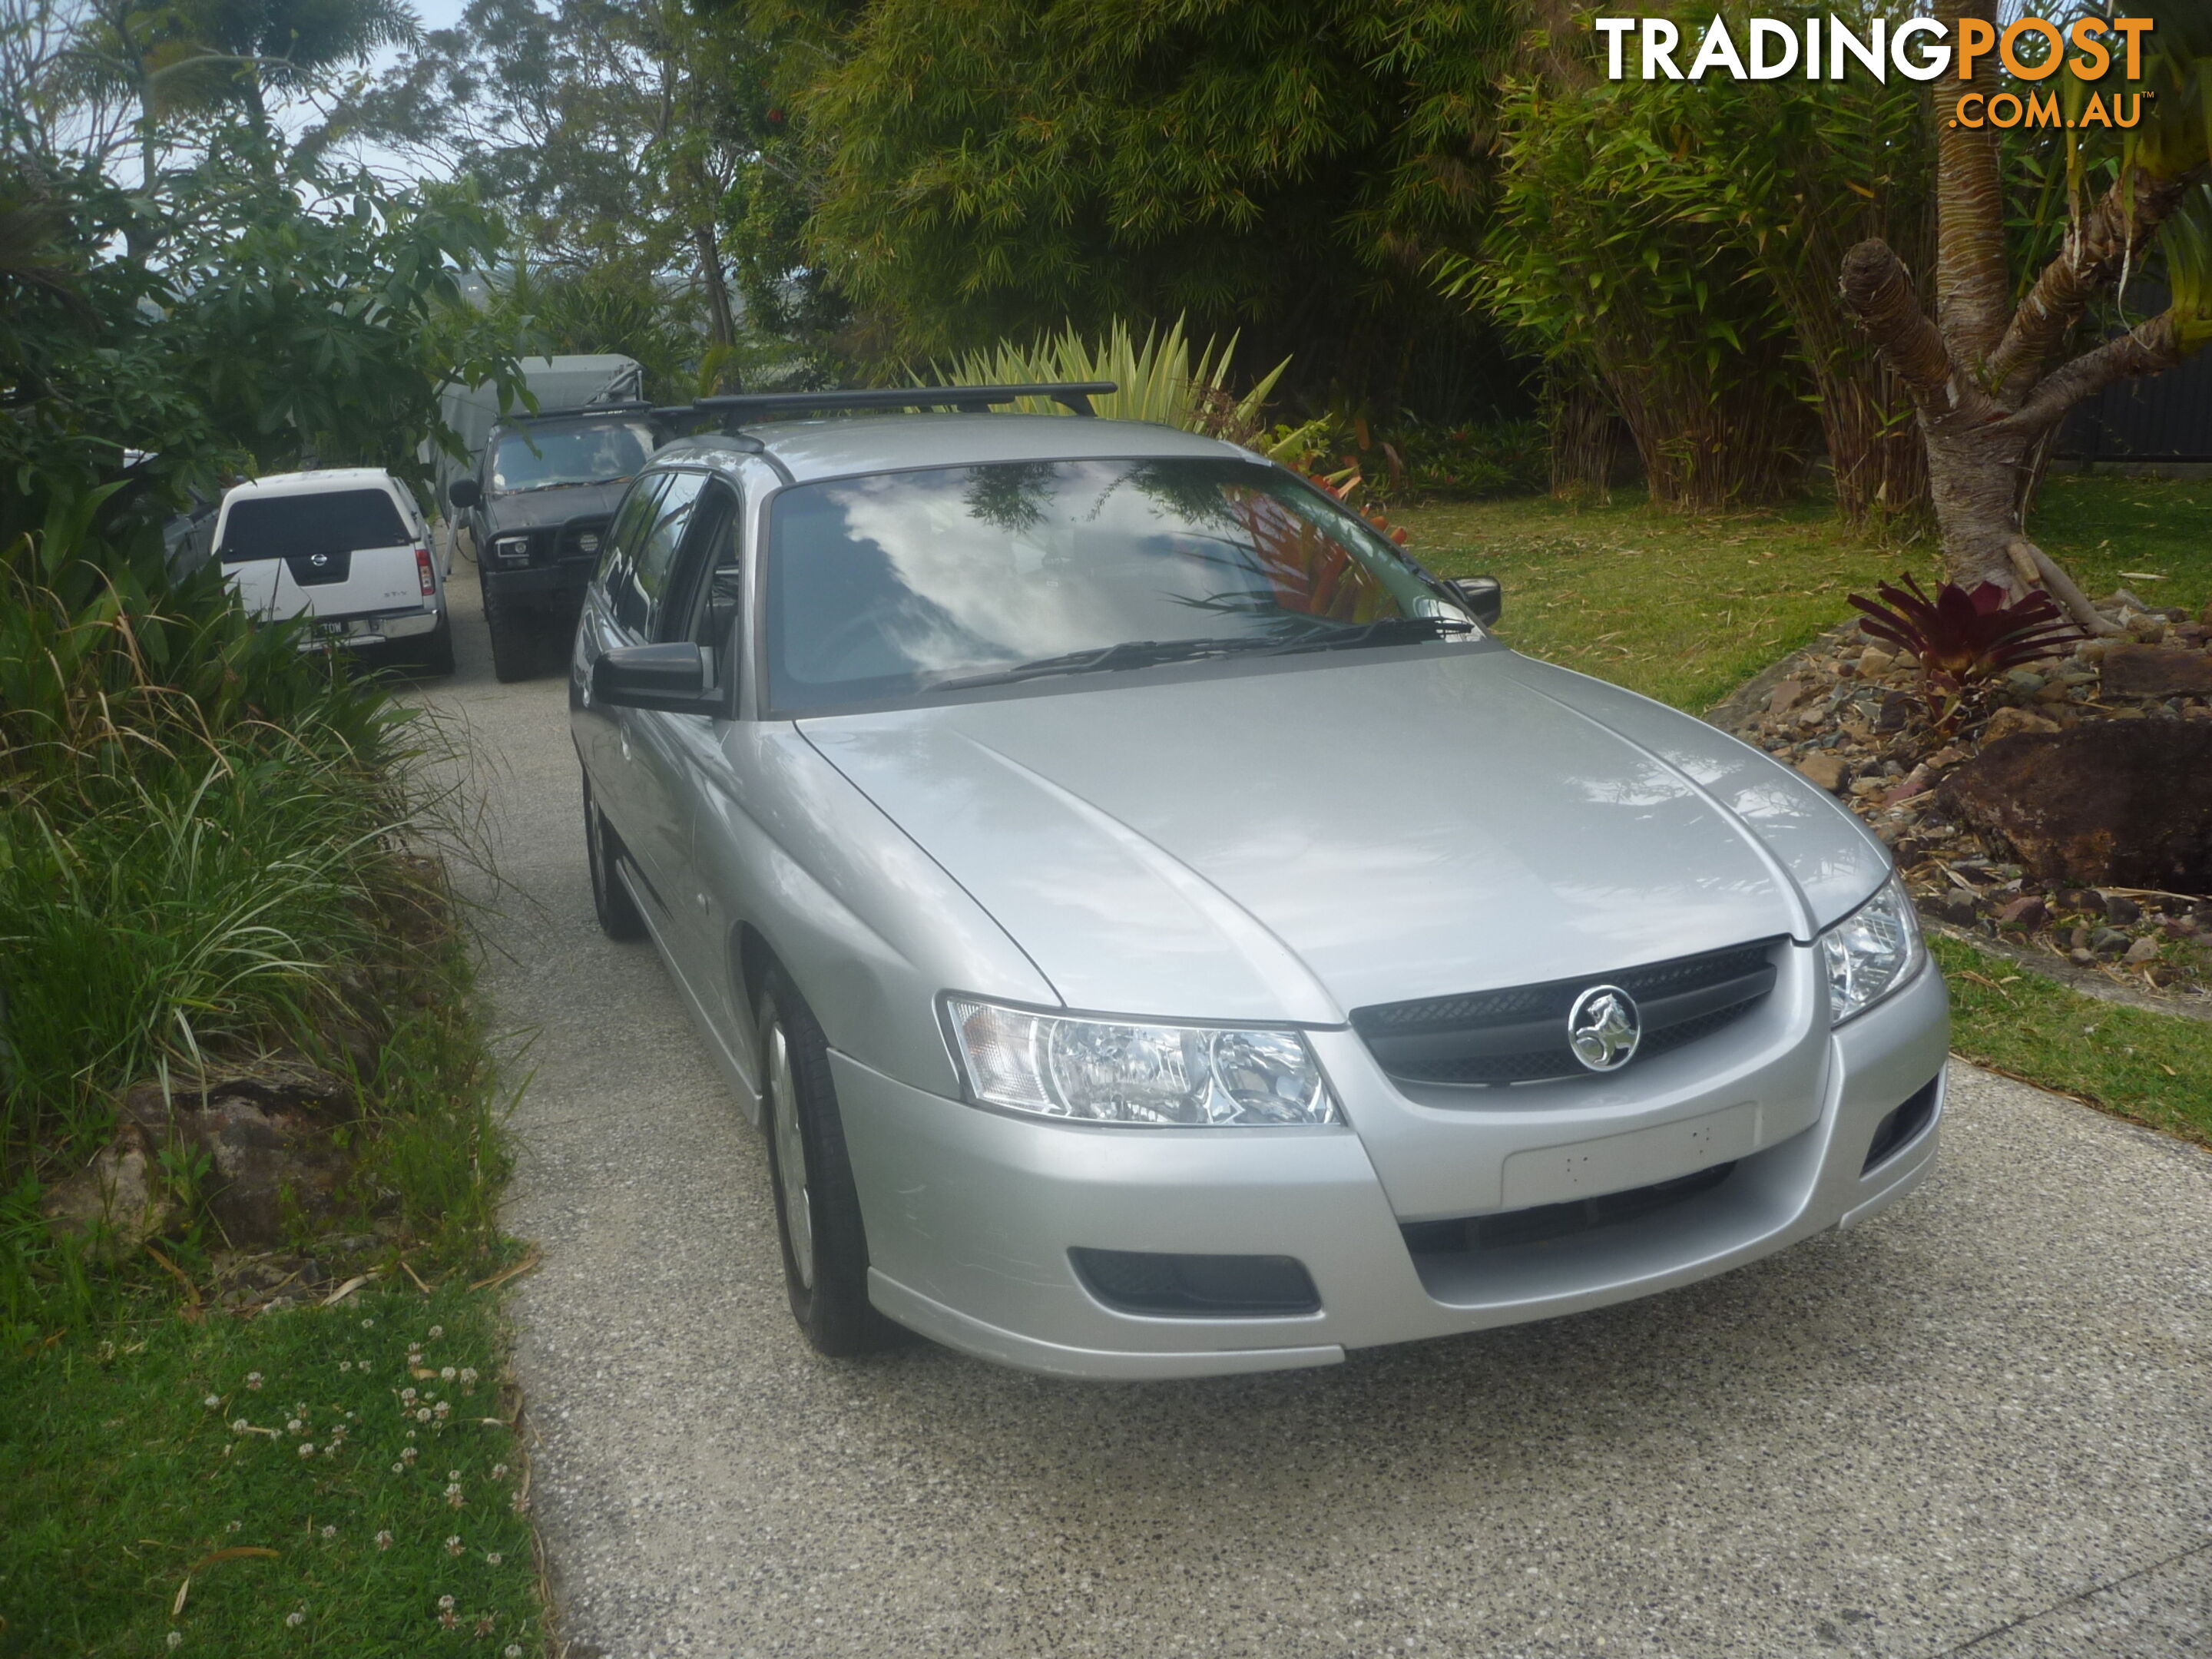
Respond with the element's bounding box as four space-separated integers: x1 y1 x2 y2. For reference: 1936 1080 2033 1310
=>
930 316 1291 449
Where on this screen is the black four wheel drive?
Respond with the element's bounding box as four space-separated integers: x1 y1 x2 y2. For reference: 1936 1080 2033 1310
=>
449 404 660 681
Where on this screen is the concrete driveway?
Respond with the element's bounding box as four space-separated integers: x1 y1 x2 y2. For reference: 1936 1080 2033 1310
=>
422 561 2212 1659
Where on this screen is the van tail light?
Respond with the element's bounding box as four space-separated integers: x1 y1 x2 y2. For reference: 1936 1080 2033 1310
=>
416 547 436 596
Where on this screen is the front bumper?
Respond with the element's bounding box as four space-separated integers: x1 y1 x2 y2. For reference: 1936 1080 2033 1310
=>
836 955 1949 1379
481 559 593 602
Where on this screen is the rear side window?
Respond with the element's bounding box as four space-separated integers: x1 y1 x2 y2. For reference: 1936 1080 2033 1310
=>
593 472 671 608
219 489 409 562
624 471 710 637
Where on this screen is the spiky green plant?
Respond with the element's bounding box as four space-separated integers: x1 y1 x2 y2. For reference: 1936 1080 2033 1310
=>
931 316 1302 449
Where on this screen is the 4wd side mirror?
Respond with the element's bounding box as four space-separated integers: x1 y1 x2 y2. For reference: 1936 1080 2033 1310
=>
1452 575 1502 627
449 478 482 510
592 642 727 716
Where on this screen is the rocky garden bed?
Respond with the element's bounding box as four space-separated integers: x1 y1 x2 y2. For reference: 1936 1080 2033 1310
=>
31 852 508 1317
1717 588 2212 1010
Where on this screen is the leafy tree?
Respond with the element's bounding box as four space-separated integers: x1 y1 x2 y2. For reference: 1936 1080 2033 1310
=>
1584 2 1936 528
1442 60 1816 511
42 0 413 187
1841 0 2210 624
768 0 1525 412
331 0 818 382
1 127 523 568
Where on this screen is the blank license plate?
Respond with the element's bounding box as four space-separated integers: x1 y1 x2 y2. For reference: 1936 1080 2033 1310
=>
1499 1101 1762 1210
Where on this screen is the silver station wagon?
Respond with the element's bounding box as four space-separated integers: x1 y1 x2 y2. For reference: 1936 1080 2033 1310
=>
569 384 1949 1380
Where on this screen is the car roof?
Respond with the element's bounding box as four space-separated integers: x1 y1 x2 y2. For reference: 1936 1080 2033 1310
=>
651 413 1250 487
220 468 406 502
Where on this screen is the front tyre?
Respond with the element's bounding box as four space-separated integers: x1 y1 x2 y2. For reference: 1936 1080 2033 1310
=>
582 773 647 942
484 587 538 683
756 970 904 1357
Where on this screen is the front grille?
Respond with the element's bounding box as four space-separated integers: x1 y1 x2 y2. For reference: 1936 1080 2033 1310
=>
1402 1162 1737 1256
1352 939 1782 1088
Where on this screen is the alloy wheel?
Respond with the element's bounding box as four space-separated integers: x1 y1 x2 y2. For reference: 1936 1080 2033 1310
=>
765 1018 815 1290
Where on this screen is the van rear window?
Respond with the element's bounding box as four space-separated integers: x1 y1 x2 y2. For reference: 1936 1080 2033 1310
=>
219 489 410 561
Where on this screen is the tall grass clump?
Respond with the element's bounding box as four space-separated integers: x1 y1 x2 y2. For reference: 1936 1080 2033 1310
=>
0 520 405 1149
0 516 503 1336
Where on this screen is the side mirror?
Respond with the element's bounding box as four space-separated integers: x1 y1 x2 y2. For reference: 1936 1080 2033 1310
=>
449 478 482 510
591 641 727 716
1451 575 1502 627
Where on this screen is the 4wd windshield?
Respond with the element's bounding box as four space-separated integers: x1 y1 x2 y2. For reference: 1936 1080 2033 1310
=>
491 423 654 492
218 488 409 562
765 457 1465 714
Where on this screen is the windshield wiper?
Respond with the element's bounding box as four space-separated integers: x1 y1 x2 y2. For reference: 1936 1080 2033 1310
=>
502 477 622 494
1260 615 1477 655
929 635 1286 692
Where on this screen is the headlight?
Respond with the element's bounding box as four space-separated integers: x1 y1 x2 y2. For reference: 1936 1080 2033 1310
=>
491 534 532 563
945 998 1339 1126
1819 876 1922 1026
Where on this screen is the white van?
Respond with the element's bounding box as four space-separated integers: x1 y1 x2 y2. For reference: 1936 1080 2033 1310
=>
213 469 453 674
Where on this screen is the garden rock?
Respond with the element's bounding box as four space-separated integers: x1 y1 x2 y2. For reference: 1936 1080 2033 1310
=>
1936 722 2212 891
116 1058 359 1247
2102 894 2144 925
2099 644 2212 700
39 1122 175 1257
1796 753 1849 791
1979 706 2058 743
2124 936 2161 965
1767 677 1810 715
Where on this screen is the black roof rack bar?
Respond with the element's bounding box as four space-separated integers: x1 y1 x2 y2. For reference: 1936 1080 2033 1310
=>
502 399 657 423
687 382 1117 420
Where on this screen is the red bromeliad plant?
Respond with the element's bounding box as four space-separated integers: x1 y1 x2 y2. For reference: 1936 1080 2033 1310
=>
1847 575 2081 719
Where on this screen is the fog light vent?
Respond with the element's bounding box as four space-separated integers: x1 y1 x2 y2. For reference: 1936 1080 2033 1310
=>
1863 1075 1941 1173
1069 1248 1320 1318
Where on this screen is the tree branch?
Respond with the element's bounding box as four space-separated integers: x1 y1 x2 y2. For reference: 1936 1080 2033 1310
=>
2002 310 2184 435
2014 537 2122 634
1840 239 1990 416
1987 167 2197 396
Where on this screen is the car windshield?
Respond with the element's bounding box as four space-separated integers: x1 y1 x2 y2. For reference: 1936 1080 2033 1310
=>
218 488 409 561
764 457 1467 713
492 422 654 492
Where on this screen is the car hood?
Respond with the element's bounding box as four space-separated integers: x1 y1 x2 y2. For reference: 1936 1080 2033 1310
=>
482 480 629 530
800 647 1890 1025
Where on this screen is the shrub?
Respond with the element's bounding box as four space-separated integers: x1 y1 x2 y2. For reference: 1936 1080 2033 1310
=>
0 522 411 1164
1847 575 2081 716
929 316 1296 446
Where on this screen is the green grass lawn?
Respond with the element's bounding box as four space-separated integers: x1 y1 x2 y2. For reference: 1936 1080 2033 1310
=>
1395 474 2212 1141
0 1284 541 1658
1932 935 2212 1147
1 747 545 1653
1398 472 2212 713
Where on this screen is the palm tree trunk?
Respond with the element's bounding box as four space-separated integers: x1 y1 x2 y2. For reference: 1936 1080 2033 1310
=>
1836 0 2203 631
